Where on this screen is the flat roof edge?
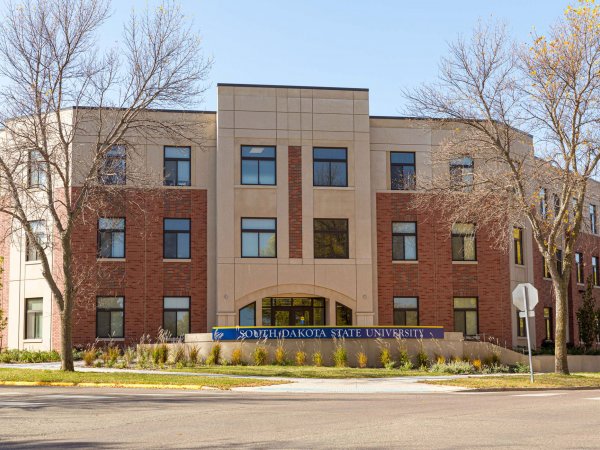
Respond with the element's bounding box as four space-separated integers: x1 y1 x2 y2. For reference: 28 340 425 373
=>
71 106 216 114
217 83 369 92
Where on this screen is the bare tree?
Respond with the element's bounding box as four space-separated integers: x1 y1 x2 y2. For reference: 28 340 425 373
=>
0 0 211 370
404 2 600 374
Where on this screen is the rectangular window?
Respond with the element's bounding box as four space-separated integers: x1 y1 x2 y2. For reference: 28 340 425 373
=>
591 204 598 234
98 145 126 185
393 297 419 326
314 219 349 259
593 256 599 286
543 256 551 278
163 219 191 259
239 302 256 326
451 223 476 261
544 307 553 341
454 297 478 337
313 148 347 187
25 298 43 340
576 252 584 284
336 302 353 326
392 222 417 260
540 188 547 218
26 220 45 262
28 150 48 189
390 152 416 190
556 249 563 275
553 194 560 217
98 218 125 258
241 218 277 258
96 296 124 338
164 146 191 186
163 297 190 337
450 156 474 191
517 310 526 338
241 146 276 185
513 227 524 265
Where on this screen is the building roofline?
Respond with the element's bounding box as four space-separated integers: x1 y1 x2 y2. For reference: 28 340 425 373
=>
71 106 216 114
217 82 369 92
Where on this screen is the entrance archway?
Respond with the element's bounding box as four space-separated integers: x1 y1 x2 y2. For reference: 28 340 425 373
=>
262 297 326 326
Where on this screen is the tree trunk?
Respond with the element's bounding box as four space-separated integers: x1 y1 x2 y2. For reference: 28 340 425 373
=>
60 302 74 372
554 280 570 375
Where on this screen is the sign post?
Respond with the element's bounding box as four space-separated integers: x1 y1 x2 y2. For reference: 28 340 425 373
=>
512 283 538 383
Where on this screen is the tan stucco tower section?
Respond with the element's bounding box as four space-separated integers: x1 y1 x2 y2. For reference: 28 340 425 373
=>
216 85 375 326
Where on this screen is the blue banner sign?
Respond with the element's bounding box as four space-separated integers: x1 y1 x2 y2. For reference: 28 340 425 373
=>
212 326 444 341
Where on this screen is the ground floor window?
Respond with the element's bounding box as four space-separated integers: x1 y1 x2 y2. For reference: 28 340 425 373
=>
393 297 419 326
239 302 256 326
262 297 325 326
97 296 124 338
517 311 526 337
336 303 352 325
453 297 478 337
25 298 43 340
544 307 553 341
163 297 190 337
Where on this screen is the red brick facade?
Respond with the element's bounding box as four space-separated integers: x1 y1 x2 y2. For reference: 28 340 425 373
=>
65 188 207 348
288 146 303 259
376 193 513 346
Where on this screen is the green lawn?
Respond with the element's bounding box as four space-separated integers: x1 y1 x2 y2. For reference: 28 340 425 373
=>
0 368 283 390
421 373 600 390
170 365 433 378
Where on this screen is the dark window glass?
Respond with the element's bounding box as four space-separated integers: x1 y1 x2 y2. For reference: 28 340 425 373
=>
25 298 43 340
451 223 476 261
164 219 191 259
241 146 276 185
314 219 349 259
392 222 417 260
313 148 347 187
513 227 524 265
98 218 125 258
544 307 553 341
262 297 326 326
590 204 597 234
28 150 48 188
163 297 190 337
454 297 478 336
576 252 584 284
556 249 563 275
26 220 45 262
336 303 353 325
241 218 276 258
390 152 416 190
96 297 124 338
517 311 526 338
393 297 419 326
553 194 560 217
450 156 474 191
540 188 547 218
98 145 126 185
593 256 599 286
164 146 191 186
239 302 256 326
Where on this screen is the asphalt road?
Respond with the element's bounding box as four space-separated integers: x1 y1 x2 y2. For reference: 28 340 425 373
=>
1 386 599 449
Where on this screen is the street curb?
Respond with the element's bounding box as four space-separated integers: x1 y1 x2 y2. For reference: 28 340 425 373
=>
0 381 227 390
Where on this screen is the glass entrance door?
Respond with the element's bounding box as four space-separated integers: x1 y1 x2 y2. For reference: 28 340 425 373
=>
262 297 326 326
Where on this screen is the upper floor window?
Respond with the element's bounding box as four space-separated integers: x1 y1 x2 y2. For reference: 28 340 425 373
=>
314 219 349 259
449 156 474 191
241 146 276 185
164 146 191 186
25 298 43 340
539 188 547 219
513 227 524 265
98 218 125 258
99 145 126 185
163 297 190 337
576 252 584 284
590 204 597 234
593 256 599 286
96 296 124 338
28 149 48 189
392 222 417 261
313 148 347 187
164 218 190 259
451 223 476 261
390 152 416 190
543 256 551 278
556 249 563 275
454 297 478 337
393 297 419 326
553 194 560 217
26 220 45 262
241 218 277 258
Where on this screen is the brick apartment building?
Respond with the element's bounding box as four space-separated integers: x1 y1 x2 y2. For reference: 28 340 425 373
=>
2 83 600 351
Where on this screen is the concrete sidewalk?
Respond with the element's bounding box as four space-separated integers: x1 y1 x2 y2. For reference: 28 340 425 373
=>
0 362 466 393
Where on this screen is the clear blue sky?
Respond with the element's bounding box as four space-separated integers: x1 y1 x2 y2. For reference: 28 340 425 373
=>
107 1 568 115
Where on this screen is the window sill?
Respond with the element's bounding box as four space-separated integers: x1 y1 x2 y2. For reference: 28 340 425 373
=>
96 338 125 342
514 263 526 267
24 261 41 265
163 184 193 189
452 261 478 265
97 258 126 262
392 260 418 264
312 186 354 190
235 184 276 189
163 258 191 263
543 277 552 281
23 339 42 343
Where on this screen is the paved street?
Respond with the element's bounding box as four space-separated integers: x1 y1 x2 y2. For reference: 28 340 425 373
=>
1 386 600 449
